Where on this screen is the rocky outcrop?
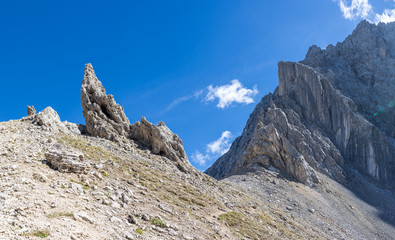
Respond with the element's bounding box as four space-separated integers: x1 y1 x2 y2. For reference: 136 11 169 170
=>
207 21 395 189
27 105 36 116
28 107 69 133
80 63 189 164
130 117 188 164
45 144 90 173
81 64 130 141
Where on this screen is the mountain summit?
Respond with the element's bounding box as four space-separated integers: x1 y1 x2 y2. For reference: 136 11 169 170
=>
206 20 395 190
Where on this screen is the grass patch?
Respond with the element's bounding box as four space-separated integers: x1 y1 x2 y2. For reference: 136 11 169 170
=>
57 136 121 164
136 227 143 235
151 217 166 228
70 179 90 190
31 230 50 238
219 211 269 240
46 212 73 218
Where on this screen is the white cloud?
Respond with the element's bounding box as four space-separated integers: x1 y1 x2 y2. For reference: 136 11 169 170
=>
335 0 395 23
207 131 232 155
191 151 209 166
191 131 233 166
206 80 258 109
375 8 395 23
338 0 372 20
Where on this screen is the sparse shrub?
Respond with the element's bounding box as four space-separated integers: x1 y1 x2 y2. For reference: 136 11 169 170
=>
46 212 73 218
136 227 143 235
31 230 50 238
151 217 166 228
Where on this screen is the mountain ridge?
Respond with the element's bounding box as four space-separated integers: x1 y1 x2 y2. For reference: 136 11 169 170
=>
206 20 395 190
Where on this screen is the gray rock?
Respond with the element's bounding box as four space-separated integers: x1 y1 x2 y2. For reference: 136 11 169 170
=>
128 215 137 224
130 118 189 164
74 211 94 224
141 214 150 221
124 232 134 240
81 63 130 141
31 107 69 133
45 144 90 174
80 64 189 164
27 105 36 116
207 21 395 189
63 121 84 135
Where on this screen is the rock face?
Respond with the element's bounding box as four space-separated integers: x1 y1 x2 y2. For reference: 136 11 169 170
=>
130 117 188 163
206 21 395 189
81 63 130 141
80 63 189 164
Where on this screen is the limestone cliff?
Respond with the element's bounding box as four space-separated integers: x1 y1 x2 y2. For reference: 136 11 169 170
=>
206 21 395 189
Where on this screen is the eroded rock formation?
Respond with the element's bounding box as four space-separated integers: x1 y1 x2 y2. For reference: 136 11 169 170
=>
27 105 36 116
81 63 130 141
80 64 189 164
206 21 395 189
130 117 188 163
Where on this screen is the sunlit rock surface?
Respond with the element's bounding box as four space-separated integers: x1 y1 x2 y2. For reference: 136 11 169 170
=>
207 21 395 189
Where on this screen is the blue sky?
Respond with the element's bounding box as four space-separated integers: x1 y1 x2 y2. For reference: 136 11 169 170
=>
1 0 395 171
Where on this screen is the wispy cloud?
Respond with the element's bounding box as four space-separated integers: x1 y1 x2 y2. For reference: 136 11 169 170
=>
162 90 203 114
191 151 210 166
206 80 258 109
335 0 395 23
191 131 233 166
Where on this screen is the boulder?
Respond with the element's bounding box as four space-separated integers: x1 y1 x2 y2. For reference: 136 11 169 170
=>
45 144 90 174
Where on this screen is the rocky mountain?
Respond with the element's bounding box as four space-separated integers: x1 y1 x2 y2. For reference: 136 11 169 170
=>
1 20 395 240
206 20 395 191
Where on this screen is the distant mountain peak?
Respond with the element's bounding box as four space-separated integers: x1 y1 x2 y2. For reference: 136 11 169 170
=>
206 21 395 190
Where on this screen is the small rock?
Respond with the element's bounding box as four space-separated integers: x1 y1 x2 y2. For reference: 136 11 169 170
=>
74 212 94 224
109 216 122 223
32 172 48 183
158 204 173 214
141 214 150 221
111 202 121 208
124 232 134 240
286 206 294 211
168 228 178 236
128 215 137 224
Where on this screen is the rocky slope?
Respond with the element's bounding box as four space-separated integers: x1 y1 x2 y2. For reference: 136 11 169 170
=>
0 64 334 240
206 20 395 190
1 20 395 240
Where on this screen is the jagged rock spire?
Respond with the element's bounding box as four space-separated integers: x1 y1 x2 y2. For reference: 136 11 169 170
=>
81 63 130 141
80 63 189 165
